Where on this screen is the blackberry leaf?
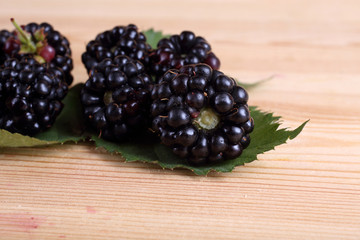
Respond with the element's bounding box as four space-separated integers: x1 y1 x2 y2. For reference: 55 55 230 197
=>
143 28 170 49
0 84 87 147
91 135 159 163
0 129 57 147
236 75 274 90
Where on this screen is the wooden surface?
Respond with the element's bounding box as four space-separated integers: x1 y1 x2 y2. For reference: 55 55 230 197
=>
1 0 360 239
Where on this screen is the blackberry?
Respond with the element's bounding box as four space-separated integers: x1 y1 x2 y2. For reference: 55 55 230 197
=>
0 30 12 65
81 55 152 141
0 19 73 85
81 24 151 73
150 31 220 79
0 57 68 135
150 63 254 165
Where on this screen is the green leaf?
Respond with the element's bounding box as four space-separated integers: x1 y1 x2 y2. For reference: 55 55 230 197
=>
237 75 274 90
0 83 88 147
0 129 57 147
91 106 308 175
91 134 159 163
143 28 170 49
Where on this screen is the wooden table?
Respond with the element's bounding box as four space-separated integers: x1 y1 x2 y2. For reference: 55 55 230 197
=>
1 0 360 239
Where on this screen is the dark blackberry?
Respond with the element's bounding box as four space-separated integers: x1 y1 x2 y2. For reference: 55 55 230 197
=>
0 57 68 135
150 31 220 79
81 55 152 141
150 63 254 165
81 24 151 73
0 19 73 85
0 30 12 64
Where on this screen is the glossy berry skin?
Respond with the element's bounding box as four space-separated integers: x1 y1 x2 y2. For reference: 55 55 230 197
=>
150 63 253 165
81 55 152 141
150 31 220 79
0 22 73 85
0 57 68 135
39 45 56 63
0 30 12 66
81 24 151 73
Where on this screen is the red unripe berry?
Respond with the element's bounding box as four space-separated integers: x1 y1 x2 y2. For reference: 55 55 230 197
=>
39 45 56 62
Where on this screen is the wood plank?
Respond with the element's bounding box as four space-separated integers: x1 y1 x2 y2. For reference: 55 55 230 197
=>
1 0 360 239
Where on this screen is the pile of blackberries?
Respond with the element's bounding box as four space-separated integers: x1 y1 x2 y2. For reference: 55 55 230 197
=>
81 24 253 165
1 20 253 165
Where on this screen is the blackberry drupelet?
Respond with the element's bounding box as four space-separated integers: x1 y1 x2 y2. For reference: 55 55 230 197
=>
0 19 73 85
0 57 68 135
81 55 152 141
150 31 220 79
81 24 151 73
0 30 12 65
150 63 254 165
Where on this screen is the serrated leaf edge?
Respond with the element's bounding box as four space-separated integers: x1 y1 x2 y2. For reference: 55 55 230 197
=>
0 129 58 148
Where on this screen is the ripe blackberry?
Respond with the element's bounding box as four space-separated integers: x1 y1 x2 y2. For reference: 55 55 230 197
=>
150 31 220 79
0 57 68 135
81 55 152 141
0 30 12 65
150 63 254 165
81 24 151 73
0 19 73 85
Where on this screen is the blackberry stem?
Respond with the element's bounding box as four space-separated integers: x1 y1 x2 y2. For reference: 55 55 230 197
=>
10 18 36 53
194 107 220 130
103 91 114 105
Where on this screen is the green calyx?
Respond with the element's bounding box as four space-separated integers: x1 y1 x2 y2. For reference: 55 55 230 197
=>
10 18 47 63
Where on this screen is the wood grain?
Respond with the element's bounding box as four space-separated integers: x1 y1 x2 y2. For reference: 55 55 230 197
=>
1 0 360 239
